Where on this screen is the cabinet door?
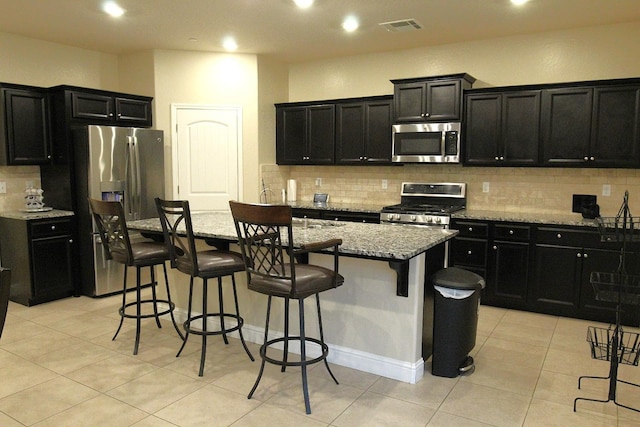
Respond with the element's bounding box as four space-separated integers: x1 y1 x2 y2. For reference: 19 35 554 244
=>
394 82 426 122
276 106 306 164
364 99 393 163
2 88 50 165
336 103 365 163
487 241 529 306
541 88 593 165
426 79 462 121
307 104 335 164
464 93 501 164
71 92 114 120
531 244 581 314
502 91 540 165
590 86 640 167
579 248 622 323
31 235 74 302
114 97 152 125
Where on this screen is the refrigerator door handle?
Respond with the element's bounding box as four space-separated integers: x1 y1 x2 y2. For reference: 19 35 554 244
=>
131 136 142 220
125 136 134 217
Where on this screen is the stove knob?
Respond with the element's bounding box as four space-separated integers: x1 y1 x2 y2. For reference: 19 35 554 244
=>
394 214 401 221
434 217 441 223
410 215 416 221
426 216 432 223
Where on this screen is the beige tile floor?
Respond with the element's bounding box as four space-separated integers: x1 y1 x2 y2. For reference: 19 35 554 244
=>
1 293 639 426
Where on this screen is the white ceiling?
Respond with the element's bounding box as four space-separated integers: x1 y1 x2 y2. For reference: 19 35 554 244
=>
1 0 640 63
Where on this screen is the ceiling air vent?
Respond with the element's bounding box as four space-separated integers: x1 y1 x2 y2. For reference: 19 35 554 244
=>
379 19 423 32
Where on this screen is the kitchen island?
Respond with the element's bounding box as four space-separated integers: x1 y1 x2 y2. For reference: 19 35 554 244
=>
129 211 458 383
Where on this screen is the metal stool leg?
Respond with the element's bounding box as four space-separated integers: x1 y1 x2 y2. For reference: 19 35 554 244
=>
218 277 229 345
281 297 290 372
112 265 128 341
162 263 184 340
231 275 254 361
249 295 272 399
176 277 195 357
149 265 162 329
199 278 208 376
133 266 142 355
316 293 338 384
299 298 311 414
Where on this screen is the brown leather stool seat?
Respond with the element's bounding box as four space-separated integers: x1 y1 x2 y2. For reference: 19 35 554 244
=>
156 198 254 377
89 198 183 355
230 200 344 414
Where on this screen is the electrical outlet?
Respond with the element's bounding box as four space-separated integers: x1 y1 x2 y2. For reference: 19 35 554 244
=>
382 179 388 189
603 184 611 196
315 177 322 187
0 181 6 194
482 182 490 193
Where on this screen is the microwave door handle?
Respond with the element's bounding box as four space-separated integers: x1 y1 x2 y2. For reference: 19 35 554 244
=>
440 131 446 156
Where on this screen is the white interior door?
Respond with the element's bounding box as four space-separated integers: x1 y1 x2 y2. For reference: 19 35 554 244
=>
172 105 242 211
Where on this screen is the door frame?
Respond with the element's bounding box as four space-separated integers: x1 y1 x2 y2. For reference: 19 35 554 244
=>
170 103 244 206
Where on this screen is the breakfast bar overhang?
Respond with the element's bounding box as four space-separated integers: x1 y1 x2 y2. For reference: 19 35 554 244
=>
129 212 458 384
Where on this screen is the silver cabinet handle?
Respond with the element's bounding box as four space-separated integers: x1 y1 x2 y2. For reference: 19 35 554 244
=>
467 250 472 255
577 253 582 258
590 157 595 161
557 233 562 239
583 253 589 258
51 225 56 230
468 227 473 232
493 245 497 250
509 230 514 235
499 156 505 160
584 156 589 161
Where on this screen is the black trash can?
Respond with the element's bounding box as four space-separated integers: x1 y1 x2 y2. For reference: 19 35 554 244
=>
431 267 485 378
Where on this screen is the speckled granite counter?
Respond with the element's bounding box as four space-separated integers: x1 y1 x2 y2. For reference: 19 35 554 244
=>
0 209 74 220
288 201 386 214
128 211 457 261
452 209 599 228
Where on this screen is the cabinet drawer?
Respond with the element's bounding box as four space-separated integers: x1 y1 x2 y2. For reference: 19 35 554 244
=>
536 227 591 247
30 219 72 238
494 224 530 241
454 221 489 238
452 238 487 267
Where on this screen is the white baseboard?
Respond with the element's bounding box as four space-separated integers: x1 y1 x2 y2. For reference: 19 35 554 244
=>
161 304 425 384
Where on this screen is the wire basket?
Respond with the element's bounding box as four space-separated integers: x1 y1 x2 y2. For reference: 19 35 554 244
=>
590 272 640 305
596 216 640 242
587 326 640 366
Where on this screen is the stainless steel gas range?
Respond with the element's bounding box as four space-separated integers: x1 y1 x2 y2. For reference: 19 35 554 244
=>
380 182 466 228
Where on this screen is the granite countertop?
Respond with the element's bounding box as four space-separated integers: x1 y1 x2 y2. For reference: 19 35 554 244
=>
288 201 387 214
0 209 75 220
452 209 599 227
128 211 457 261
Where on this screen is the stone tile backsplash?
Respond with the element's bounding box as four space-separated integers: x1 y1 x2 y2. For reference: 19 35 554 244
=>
0 166 41 212
261 164 640 217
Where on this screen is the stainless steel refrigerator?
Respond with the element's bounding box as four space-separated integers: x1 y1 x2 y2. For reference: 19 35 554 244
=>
72 125 165 296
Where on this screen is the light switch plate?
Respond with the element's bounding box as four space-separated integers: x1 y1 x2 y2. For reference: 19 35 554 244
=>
603 184 611 196
482 182 490 193
0 181 6 194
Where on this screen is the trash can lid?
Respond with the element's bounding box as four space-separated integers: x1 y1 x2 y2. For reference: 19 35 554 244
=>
431 267 485 290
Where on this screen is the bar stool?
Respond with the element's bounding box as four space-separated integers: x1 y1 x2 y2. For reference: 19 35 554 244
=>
155 198 254 377
230 200 344 414
88 198 183 355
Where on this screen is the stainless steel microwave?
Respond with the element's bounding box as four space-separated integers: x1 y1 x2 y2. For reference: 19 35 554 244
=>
392 122 461 163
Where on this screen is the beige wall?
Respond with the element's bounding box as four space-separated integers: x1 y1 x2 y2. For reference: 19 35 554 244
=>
263 22 640 217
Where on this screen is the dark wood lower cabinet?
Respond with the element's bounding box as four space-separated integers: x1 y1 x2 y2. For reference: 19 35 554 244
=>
450 219 639 325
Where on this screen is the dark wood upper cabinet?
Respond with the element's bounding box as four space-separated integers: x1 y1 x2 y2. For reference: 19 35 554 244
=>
276 103 335 165
0 84 51 165
336 97 393 164
465 90 540 165
69 90 152 125
541 87 593 165
391 74 475 123
589 85 640 167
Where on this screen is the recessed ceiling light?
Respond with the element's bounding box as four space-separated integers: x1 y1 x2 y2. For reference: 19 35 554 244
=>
223 37 238 51
511 0 529 5
293 0 314 8
342 16 359 32
103 1 125 17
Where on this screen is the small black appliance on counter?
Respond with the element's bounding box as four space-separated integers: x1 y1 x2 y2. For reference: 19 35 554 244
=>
573 194 600 219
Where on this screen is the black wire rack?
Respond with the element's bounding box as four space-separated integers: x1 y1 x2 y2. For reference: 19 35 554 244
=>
574 191 640 414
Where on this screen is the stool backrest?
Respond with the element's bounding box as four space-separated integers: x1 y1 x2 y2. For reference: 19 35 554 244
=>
229 201 296 289
88 198 134 265
155 198 200 276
